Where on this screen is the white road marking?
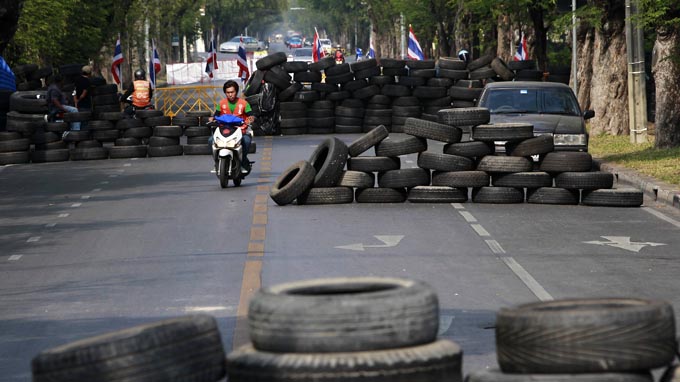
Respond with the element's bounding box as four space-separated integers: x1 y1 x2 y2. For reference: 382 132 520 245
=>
45 223 57 228
71 203 82 208
184 306 229 312
27 236 40 243
92 188 102 192
8 255 22 261
100 181 109 185
459 211 477 223
131 158 138 161
501 257 554 301
471 224 490 237
438 315 454 336
123 163 132 167
642 207 680 229
58 213 69 218
336 235 404 251
485 239 506 254
81 195 90 200
451 203 465 209
584 236 666 253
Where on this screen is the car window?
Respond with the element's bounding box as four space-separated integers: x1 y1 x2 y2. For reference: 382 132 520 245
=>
229 37 241 42
295 49 313 57
542 88 579 115
485 88 580 115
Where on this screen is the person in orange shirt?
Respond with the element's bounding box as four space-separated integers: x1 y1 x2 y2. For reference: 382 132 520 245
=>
120 69 153 117
213 80 254 172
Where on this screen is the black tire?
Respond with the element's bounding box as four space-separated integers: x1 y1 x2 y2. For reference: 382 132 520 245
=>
309 56 336 71
352 84 381 100
325 62 351 76
432 171 490 188
444 141 494 158
427 77 454 88
153 125 183 138
278 83 304 101
380 58 406 68
326 72 355 86
76 140 103 149
282 61 309 73
438 69 470 80
382 67 409 76
526 187 580 205
506 135 554 157
270 160 316 206
496 298 675 373
335 106 364 118
581 188 644 207
264 70 292 89
406 59 436 70
337 170 375 188
115 137 141 146
147 145 183 157
491 57 515 80
472 186 525 203
413 86 447 98
63 111 91 122
472 123 534 142
467 54 494 71
370 75 396 86
293 90 320 102
398 76 426 87
185 110 212 118
34 141 66 151
30 149 70 163
184 126 211 137
477 155 533 173
381 84 412 97
294 71 322 83
297 187 354 204
448 86 483 101
62 130 92 142
87 120 115 131
375 135 427 157
348 125 389 157
408 186 468 203
172 116 199 127
0 132 22 141
354 66 381 80
123 126 153 139
0 138 30 153
256 52 288 70
378 168 430 188
348 156 400 172
437 107 490 127
404 118 462 143
355 187 408 203
0 151 30 165
70 147 108 161
32 315 226 382
45 122 69 133
109 145 148 159
467 369 653 382
418 152 474 172
144 116 172 127
555 171 614 190
342 79 369 92
308 137 349 187
149 136 180 147
540 152 593 173
227 340 461 382
350 58 378 72
91 129 120 142
312 82 338 93
9 91 48 113
492 172 553 188
92 93 119 105
117 118 144 130
438 57 467 70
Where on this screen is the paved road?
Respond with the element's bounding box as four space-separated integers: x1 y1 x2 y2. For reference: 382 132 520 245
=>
1 134 680 380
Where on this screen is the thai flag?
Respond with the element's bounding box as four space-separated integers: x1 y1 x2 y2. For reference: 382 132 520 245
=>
111 35 124 85
205 33 218 78
149 39 160 89
237 36 249 82
407 25 424 61
312 27 324 62
514 32 528 61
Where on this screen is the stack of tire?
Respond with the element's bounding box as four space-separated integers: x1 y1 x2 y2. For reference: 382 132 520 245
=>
467 297 676 382
507 59 543 81
62 111 109 161
140 111 180 157
31 315 227 382
0 88 10 130
226 277 464 382
176 111 212 155
13 64 52 91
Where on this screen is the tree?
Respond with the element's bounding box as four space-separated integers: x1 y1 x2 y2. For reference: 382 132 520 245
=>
0 0 24 55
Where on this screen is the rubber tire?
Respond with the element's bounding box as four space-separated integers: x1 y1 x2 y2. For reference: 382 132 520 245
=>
149 136 180 147
467 369 652 382
347 156 400 172
109 145 148 159
355 187 407 203
404 118 462 143
30 149 70 163
496 298 676 373
70 147 108 161
226 340 461 382
432 171 490 188
308 137 349 187
408 186 468 203
183 144 211 155
297 187 354 205
348 125 389 157
437 107 490 127
581 188 644 207
492 172 553 188
256 52 288 70
270 160 316 206
477 155 533 173
378 168 431 188
555 171 614 190
506 135 554 157
472 187 525 203
472 123 534 142
540 152 593 173
418 152 474 172
444 141 494 158
147 145 183 157
32 315 226 382
0 151 30 165
374 135 427 157
0 139 30 153
337 170 375 188
526 187 580 205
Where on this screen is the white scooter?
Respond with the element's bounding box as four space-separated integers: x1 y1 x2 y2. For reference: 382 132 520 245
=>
208 115 253 188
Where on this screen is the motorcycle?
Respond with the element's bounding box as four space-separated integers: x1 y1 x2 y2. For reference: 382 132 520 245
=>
119 94 154 118
207 114 253 188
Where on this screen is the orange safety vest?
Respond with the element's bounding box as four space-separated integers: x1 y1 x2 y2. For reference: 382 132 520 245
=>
219 98 249 133
132 80 151 107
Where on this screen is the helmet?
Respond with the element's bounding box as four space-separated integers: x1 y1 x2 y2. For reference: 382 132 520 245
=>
458 49 469 63
134 69 146 80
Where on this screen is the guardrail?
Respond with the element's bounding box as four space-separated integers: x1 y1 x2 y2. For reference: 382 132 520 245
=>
154 85 221 117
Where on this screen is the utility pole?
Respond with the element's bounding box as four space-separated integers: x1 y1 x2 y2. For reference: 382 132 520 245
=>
400 13 405 59
625 0 648 143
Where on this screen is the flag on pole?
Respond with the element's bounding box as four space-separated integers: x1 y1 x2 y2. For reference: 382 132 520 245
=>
149 39 160 89
407 25 424 61
111 35 124 85
367 35 375 59
205 32 218 78
237 36 250 82
514 32 528 61
312 27 325 62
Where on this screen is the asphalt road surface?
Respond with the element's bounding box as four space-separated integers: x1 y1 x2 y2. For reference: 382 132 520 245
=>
2 134 680 380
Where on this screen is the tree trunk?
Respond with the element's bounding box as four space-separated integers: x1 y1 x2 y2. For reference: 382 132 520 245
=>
529 4 548 72
575 0 628 136
652 26 680 148
497 15 514 62
0 0 24 55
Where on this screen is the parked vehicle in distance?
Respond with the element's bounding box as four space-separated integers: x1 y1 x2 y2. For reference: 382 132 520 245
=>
287 37 303 49
220 36 259 53
290 48 314 64
477 81 594 152
319 39 332 54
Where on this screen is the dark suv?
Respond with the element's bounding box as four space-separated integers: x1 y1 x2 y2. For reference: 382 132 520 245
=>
477 81 594 152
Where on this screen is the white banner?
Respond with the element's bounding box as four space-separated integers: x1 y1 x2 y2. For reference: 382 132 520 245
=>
165 58 255 85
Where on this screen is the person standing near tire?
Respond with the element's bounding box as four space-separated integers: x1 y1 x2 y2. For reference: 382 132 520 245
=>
74 65 92 128
47 74 80 135
213 80 255 172
119 69 153 117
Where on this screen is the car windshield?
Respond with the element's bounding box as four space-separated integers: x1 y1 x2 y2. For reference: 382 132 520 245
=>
294 49 313 57
485 88 580 116
320 39 331 45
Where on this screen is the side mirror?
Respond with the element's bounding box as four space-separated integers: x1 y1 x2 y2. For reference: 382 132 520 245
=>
583 110 595 120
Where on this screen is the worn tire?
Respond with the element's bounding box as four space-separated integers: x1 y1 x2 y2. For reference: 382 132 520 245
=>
309 137 349 187
347 156 400 172
70 147 108 161
418 152 474 172
32 315 226 382
477 155 533 173
356 187 408 203
183 144 211 155
270 160 316 205
408 186 468 203
540 152 593 173
555 171 614 190
297 187 354 205
444 141 494 158
526 187 580 205
404 118 462 143
147 145 183 157
375 135 427 157
472 186 524 203
337 170 375 188
437 107 490 127
30 149 70 163
227 340 462 382
473 123 534 142
496 298 676 373
348 125 389 157
0 151 30 165
378 168 430 188
492 172 553 188
581 188 644 207
108 145 148 159
432 171 490 188
506 135 554 157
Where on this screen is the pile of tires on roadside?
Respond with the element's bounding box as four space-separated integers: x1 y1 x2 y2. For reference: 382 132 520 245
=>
246 52 548 136
270 106 643 207
0 88 216 165
29 276 680 382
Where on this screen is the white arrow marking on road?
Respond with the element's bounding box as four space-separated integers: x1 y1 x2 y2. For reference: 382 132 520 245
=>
584 236 666 253
335 235 404 251
438 315 454 336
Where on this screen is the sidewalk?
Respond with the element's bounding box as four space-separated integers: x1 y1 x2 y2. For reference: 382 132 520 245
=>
594 158 680 211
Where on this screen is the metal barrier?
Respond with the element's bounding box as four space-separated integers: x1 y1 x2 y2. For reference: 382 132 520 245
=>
154 85 223 117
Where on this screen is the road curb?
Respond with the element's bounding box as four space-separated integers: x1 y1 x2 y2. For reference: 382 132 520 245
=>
594 158 680 211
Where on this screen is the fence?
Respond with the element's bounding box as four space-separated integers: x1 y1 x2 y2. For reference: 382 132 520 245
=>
154 85 222 117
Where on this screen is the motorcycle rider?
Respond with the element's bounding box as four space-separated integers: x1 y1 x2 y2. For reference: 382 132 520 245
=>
213 80 254 172
119 69 153 117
